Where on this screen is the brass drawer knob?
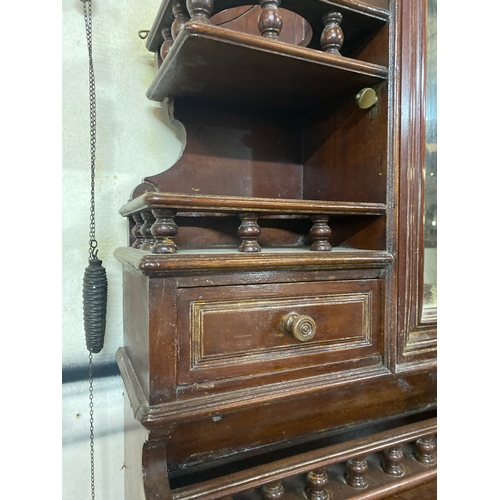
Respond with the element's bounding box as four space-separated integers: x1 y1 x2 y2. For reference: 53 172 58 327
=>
281 312 316 342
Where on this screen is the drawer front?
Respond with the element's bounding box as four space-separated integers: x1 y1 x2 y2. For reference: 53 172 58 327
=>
177 279 382 384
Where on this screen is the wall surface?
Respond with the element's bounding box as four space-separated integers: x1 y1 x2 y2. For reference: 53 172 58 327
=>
62 1 184 498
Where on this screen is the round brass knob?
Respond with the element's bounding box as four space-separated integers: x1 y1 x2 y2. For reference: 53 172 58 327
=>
281 312 317 342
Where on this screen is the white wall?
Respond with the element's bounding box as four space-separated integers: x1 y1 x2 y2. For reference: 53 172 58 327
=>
61 1 184 498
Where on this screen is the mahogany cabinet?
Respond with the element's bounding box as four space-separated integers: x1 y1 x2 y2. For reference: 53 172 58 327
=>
115 1 437 498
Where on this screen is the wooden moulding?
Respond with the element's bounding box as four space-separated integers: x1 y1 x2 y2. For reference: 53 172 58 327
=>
146 20 388 110
114 246 393 276
119 192 387 217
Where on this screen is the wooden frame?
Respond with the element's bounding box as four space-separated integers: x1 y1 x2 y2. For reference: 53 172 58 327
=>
395 0 437 368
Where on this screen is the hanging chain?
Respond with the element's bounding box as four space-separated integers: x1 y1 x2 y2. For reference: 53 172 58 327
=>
82 0 98 260
88 352 96 500
82 2 98 499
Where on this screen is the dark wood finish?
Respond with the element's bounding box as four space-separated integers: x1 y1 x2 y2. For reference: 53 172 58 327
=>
116 1 437 498
131 213 145 249
309 215 333 251
146 21 388 109
151 208 178 254
321 11 344 54
395 0 437 366
262 481 284 500
306 468 329 500
238 213 261 252
140 211 155 250
382 446 405 477
258 0 283 40
414 436 436 466
346 457 369 489
158 418 437 500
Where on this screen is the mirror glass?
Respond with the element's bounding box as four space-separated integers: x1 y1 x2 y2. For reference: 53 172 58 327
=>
423 0 437 310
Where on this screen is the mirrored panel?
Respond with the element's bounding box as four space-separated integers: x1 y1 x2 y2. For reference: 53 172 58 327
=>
423 0 437 310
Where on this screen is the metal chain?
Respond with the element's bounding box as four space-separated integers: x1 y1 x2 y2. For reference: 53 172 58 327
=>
82 2 98 499
82 0 98 260
88 352 96 500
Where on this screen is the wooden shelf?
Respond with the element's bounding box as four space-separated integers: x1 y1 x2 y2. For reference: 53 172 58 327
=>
147 21 388 111
114 246 393 275
146 0 390 54
119 191 387 217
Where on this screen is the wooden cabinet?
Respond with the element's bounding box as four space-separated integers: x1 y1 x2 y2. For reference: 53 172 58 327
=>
115 1 437 498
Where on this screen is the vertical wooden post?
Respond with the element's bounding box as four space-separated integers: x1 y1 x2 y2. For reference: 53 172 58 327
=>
262 480 285 500
140 211 155 251
151 208 178 254
131 213 145 249
382 446 405 476
306 468 329 500
415 436 437 466
258 0 283 39
238 213 261 252
321 12 344 55
346 457 368 489
310 215 332 251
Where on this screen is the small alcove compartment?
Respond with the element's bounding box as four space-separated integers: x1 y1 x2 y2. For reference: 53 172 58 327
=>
128 0 390 252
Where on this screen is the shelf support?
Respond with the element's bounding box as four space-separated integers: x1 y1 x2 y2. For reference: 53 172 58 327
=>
321 12 344 55
187 0 213 23
258 0 283 40
238 213 261 252
310 215 332 251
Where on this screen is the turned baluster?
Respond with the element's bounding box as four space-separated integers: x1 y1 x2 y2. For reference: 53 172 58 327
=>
345 457 368 489
159 26 174 62
415 435 437 466
151 208 178 254
140 211 155 251
306 468 329 500
262 480 285 500
131 214 145 249
310 215 332 251
382 446 405 477
258 0 282 40
321 12 344 55
238 213 261 252
171 0 190 40
187 0 213 23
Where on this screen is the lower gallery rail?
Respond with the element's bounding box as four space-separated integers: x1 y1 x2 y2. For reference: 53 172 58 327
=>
171 418 437 500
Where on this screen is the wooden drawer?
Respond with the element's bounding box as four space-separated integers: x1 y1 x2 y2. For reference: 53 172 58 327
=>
177 279 382 385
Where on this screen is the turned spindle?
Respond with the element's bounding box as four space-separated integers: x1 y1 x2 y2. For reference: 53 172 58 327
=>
310 215 332 251
171 0 190 39
262 481 285 500
321 12 344 55
187 0 213 23
131 214 145 249
346 457 368 489
415 435 437 466
382 447 405 477
151 208 178 254
140 211 155 251
306 468 329 500
238 213 261 252
258 0 282 40
159 26 174 62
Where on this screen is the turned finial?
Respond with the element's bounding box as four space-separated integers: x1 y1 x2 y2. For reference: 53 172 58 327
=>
321 12 344 55
187 0 213 23
172 0 190 39
160 26 174 62
258 0 282 40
